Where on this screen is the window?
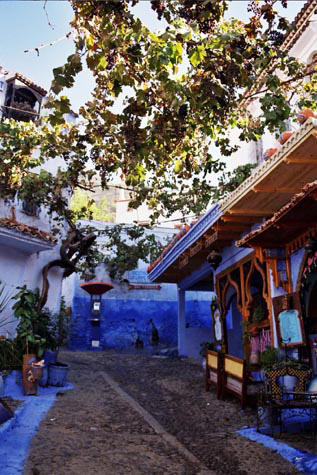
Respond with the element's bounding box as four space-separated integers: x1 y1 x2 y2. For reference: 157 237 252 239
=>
3 80 42 122
21 200 40 217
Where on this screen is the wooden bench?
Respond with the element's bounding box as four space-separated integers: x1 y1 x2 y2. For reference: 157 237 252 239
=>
205 350 222 399
222 354 247 408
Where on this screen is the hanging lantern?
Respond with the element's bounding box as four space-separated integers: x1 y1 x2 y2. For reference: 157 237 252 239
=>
207 250 222 270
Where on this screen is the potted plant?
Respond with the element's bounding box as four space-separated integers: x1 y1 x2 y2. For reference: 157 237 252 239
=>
12 286 55 360
47 297 70 387
259 346 279 370
253 306 266 325
12 285 55 393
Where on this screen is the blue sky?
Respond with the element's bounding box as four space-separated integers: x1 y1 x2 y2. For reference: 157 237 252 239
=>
0 1 306 112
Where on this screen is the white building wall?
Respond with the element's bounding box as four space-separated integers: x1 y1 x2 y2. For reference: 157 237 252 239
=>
0 71 71 337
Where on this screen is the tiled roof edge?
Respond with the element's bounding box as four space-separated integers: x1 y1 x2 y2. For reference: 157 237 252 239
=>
148 204 222 281
0 218 57 243
236 180 317 247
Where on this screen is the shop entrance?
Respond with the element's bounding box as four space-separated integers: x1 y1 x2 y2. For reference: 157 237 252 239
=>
226 293 244 360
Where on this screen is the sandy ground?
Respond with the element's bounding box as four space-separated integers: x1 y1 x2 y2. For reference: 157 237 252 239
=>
24 350 301 475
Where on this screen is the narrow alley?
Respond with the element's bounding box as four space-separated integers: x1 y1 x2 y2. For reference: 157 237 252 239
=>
22 351 301 475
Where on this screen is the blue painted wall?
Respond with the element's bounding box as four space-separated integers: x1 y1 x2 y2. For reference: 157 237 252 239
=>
66 222 214 352
68 291 212 351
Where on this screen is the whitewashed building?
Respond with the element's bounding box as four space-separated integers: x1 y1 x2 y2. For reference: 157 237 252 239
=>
0 67 68 337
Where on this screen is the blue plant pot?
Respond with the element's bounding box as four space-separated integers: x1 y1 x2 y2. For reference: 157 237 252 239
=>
38 365 48 387
44 350 57 365
12 370 22 386
48 363 69 387
0 373 4 396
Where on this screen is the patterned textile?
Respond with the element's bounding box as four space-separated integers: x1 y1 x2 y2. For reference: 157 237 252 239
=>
265 367 312 400
266 368 287 399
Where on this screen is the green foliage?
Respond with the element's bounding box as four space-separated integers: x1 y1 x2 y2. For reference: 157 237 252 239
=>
12 286 55 358
0 280 13 329
70 188 115 222
50 296 70 352
253 306 266 324
259 346 279 369
199 341 217 359
0 338 22 371
212 163 258 202
102 224 165 281
261 352 310 372
0 0 315 229
72 222 165 281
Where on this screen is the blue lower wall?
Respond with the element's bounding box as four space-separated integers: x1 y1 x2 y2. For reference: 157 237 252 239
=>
68 296 212 351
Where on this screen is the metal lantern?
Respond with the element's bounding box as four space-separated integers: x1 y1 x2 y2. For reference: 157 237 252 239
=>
207 250 222 270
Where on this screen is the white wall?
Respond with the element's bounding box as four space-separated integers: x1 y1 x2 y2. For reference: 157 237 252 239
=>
0 73 72 337
0 244 63 337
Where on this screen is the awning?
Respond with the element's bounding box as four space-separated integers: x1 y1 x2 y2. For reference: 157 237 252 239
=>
236 181 317 249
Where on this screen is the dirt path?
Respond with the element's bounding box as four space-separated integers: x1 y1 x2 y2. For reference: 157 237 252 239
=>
24 350 301 475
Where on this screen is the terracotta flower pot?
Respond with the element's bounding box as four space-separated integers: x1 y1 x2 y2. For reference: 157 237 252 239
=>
31 363 44 380
263 148 277 161
297 109 315 125
22 354 37 396
279 131 293 145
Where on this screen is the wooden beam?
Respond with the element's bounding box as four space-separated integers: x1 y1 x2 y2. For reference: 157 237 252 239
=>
252 186 301 194
273 222 305 229
221 215 263 223
179 256 189 270
189 240 203 257
207 230 244 245
212 223 253 232
227 209 276 216
284 157 317 164
217 240 234 248
202 229 216 237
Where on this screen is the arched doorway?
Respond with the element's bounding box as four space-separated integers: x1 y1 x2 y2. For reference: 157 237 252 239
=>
225 290 245 359
217 254 271 361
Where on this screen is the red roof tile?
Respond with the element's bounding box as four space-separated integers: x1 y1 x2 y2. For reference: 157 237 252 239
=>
0 218 57 243
236 181 317 248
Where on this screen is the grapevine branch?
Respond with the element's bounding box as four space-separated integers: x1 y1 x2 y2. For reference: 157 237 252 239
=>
43 0 56 30
243 62 317 101
24 32 72 56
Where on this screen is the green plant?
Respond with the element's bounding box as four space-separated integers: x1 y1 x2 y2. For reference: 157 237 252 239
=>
268 357 310 372
199 341 216 359
242 320 252 344
0 338 22 371
51 296 70 354
253 306 266 324
259 346 279 369
0 280 14 331
12 285 55 359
